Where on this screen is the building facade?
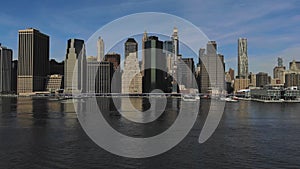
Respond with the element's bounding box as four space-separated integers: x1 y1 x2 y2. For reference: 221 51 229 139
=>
64 39 86 93
96 62 114 93
237 38 248 79
46 74 63 93
17 28 49 93
122 52 142 93
0 44 12 93
97 37 104 62
200 41 225 94
256 72 269 87
143 36 168 93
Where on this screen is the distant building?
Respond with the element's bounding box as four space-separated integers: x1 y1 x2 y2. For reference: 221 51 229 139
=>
97 37 104 62
284 60 300 88
11 60 18 93
50 59 64 75
0 44 12 93
64 39 86 93
17 28 49 94
104 52 120 71
96 62 114 93
180 58 195 89
273 57 285 84
289 60 300 70
125 38 138 59
237 38 248 79
143 36 168 93
234 78 249 93
228 68 235 81
200 41 225 94
46 74 63 92
248 72 256 87
141 31 148 77
122 52 142 93
285 73 300 88
86 56 99 93
256 72 269 87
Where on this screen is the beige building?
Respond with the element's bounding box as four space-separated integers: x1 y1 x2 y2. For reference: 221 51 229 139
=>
64 39 86 94
46 74 63 92
234 78 249 93
17 28 49 94
122 52 142 94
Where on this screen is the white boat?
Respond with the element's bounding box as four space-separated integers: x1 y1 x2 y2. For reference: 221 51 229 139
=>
182 95 199 102
220 97 239 102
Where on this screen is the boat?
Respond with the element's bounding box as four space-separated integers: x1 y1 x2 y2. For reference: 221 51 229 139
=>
182 95 199 102
220 97 239 102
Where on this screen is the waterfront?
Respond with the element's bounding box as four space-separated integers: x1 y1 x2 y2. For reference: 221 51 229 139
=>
0 97 300 168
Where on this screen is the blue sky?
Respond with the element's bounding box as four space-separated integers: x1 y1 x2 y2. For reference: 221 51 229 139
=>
0 0 300 75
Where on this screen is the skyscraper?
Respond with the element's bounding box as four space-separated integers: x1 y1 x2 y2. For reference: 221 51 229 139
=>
11 60 18 93
17 28 49 93
104 52 120 71
237 38 248 78
0 44 12 93
96 62 114 93
141 31 148 77
200 41 225 94
97 37 104 62
180 58 195 88
122 52 142 93
86 56 99 93
125 38 138 59
122 38 142 94
256 72 269 87
143 36 168 93
273 57 286 84
64 39 86 93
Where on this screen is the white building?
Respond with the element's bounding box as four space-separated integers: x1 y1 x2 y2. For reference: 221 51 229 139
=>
122 52 142 94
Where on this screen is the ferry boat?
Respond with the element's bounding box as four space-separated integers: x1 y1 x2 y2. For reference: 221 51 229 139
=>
182 95 200 101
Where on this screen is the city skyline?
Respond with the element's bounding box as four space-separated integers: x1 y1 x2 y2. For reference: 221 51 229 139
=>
0 0 300 75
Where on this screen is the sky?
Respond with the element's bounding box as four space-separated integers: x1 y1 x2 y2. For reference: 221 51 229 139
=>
0 0 300 75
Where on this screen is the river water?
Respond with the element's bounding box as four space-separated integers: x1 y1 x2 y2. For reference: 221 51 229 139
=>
0 97 299 168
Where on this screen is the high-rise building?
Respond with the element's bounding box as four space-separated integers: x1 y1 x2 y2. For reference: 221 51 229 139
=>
248 72 256 87
200 41 225 94
86 56 98 93
228 68 235 81
273 57 286 84
141 31 148 77
122 52 142 93
143 36 168 93
0 44 12 93
285 73 300 88
104 52 121 93
284 60 300 88
50 59 64 75
97 37 104 62
290 60 300 71
11 60 18 93
122 38 142 94
125 38 138 59
64 39 86 93
180 58 195 88
104 52 120 71
96 62 114 93
172 27 179 56
237 38 248 79
256 72 269 87
234 78 249 93
17 28 49 93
